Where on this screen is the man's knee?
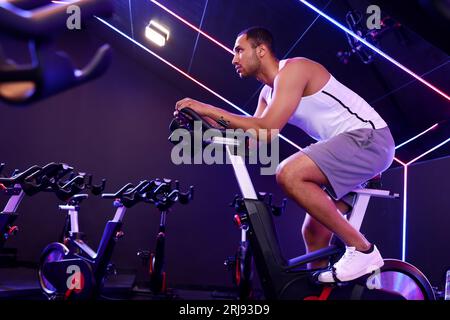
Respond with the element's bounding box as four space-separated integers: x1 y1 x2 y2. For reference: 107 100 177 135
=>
275 160 291 188
276 154 328 186
276 157 306 189
276 164 296 198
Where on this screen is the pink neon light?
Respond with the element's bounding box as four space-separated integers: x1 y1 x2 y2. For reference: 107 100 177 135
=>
395 123 439 149
394 157 407 166
402 165 407 261
395 137 450 166
406 138 450 165
149 0 235 55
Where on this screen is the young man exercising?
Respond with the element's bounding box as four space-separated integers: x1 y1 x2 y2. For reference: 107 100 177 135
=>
174 27 395 283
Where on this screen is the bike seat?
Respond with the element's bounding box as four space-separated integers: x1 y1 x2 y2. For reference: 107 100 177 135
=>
69 194 89 205
363 174 382 189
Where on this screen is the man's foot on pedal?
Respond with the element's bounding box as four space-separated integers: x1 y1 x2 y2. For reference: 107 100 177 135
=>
318 244 384 283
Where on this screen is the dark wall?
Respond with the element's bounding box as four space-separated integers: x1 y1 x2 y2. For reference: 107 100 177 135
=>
1 28 449 290
406 157 450 287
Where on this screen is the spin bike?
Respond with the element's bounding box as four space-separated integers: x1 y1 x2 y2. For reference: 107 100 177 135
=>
169 108 435 300
38 180 149 300
133 178 194 295
0 162 76 265
226 192 286 300
0 164 41 249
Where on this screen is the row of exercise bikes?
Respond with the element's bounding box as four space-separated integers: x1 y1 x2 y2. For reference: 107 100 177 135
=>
0 162 193 300
0 108 439 300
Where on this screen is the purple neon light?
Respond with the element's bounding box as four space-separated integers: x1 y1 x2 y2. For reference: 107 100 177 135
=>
402 165 407 261
395 123 439 150
407 138 450 165
149 0 234 55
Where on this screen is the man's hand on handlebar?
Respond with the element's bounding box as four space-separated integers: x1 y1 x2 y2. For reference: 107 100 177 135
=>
175 97 211 116
174 98 226 129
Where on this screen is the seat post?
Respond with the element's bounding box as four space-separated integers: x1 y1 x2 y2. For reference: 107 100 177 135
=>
347 188 400 231
347 193 371 231
213 136 258 200
3 184 25 213
59 204 80 233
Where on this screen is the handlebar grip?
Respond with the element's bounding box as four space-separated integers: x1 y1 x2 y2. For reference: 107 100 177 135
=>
102 183 134 199
178 186 194 204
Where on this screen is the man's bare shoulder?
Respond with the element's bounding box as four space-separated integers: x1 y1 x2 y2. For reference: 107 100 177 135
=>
280 57 330 84
283 57 323 69
276 58 312 81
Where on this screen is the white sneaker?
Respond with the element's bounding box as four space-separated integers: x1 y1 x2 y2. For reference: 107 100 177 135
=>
318 245 384 283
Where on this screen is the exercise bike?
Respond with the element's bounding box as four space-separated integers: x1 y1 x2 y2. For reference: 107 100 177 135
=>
38 180 148 300
133 178 194 296
0 164 41 249
169 108 435 300
0 162 76 266
225 192 286 300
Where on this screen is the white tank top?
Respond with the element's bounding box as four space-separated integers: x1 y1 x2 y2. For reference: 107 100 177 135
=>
264 59 387 141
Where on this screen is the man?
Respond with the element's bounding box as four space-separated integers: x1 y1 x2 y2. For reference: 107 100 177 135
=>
175 27 395 283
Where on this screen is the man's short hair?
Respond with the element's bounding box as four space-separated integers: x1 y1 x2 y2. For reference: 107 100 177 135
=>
238 27 275 55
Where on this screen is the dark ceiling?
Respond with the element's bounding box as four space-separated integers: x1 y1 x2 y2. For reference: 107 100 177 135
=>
99 0 449 164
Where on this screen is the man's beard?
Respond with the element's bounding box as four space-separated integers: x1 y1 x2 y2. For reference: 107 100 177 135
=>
242 57 260 78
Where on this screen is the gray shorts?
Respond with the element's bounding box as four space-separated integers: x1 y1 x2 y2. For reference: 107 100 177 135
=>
302 126 395 204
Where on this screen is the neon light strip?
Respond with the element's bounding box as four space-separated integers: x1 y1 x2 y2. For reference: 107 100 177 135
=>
95 17 303 151
395 123 439 149
298 0 450 101
393 157 406 166
392 157 408 260
407 138 450 165
402 165 407 261
128 0 135 39
149 0 234 55
282 1 332 59
395 154 406 258
188 0 209 73
370 60 450 105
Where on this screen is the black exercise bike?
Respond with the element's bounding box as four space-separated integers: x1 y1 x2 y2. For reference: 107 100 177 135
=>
169 107 435 300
